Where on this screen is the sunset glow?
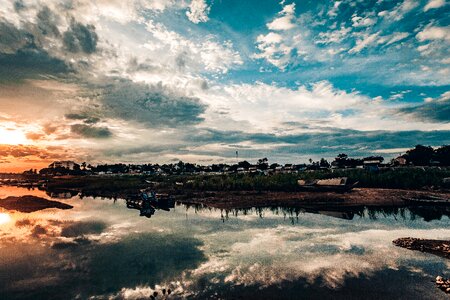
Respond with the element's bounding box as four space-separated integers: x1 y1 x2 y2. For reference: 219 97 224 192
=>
0 128 28 145
0 213 11 226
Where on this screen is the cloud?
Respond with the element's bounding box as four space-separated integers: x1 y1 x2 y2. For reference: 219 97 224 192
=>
98 80 206 128
267 3 296 31
63 21 98 54
36 6 60 37
349 33 380 54
398 91 450 122
144 20 242 74
70 124 112 139
186 0 210 24
351 14 377 28
60 220 108 237
424 0 446 11
0 144 58 159
378 0 419 21
65 113 100 124
416 25 450 42
316 25 351 45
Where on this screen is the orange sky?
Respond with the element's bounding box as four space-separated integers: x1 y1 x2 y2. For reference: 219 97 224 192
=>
0 159 51 173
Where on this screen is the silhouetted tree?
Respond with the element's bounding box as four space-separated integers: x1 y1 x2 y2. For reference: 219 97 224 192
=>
405 145 434 166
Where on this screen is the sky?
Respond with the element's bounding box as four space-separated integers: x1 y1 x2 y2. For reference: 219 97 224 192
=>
0 0 449 172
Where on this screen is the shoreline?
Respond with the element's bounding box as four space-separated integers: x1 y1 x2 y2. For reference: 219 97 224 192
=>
174 188 450 210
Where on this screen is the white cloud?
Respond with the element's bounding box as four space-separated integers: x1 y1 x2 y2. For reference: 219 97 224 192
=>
351 14 377 28
144 21 242 74
316 25 351 45
349 33 379 53
378 0 419 21
416 25 450 42
424 0 447 11
327 1 342 17
267 3 296 31
253 32 293 69
377 32 410 45
186 0 210 24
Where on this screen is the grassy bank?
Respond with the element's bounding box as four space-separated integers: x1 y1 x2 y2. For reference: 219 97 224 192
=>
182 167 450 191
44 167 450 194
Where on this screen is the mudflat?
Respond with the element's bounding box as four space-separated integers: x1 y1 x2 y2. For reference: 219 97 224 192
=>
0 195 73 213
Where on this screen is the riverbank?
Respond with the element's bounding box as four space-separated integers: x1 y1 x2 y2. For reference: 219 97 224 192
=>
176 188 450 210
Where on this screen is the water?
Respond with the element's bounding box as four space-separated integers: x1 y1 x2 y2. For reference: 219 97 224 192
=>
0 186 449 299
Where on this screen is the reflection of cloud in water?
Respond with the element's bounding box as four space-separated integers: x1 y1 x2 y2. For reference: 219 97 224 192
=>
175 226 450 298
1 230 206 299
60 220 107 237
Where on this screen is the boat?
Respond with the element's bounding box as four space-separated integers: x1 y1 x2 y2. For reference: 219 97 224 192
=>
125 189 175 218
403 195 450 206
297 177 358 192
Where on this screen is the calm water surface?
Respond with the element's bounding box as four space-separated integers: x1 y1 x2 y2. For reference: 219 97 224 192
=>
0 186 449 299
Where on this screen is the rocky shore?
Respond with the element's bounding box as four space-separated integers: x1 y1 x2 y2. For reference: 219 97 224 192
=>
393 237 450 294
435 276 450 294
392 238 450 259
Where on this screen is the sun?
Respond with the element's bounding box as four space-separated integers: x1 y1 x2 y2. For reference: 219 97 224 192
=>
0 127 28 145
0 213 11 225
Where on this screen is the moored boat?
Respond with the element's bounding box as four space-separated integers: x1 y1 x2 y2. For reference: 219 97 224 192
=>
403 195 450 205
297 177 358 192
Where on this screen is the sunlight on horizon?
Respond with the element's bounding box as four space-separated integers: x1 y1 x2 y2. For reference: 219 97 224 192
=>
0 128 28 145
0 213 11 226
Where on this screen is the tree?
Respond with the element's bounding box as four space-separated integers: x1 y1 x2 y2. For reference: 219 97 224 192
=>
405 145 434 166
257 158 269 170
434 145 450 166
319 158 330 168
238 160 251 169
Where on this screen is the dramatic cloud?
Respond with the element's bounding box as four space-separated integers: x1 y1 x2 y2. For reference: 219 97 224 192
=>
0 0 449 169
398 91 450 122
70 124 112 139
186 0 210 24
63 22 98 54
98 80 207 127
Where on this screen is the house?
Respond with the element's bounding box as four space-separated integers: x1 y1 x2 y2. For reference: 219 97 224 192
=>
393 156 407 166
48 161 79 170
363 156 384 171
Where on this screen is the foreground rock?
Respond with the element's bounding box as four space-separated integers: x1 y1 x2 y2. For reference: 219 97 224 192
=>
0 195 73 213
393 238 450 259
435 276 450 294
394 238 450 295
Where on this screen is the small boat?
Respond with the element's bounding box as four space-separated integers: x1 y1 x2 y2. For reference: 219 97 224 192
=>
403 195 450 205
297 177 358 192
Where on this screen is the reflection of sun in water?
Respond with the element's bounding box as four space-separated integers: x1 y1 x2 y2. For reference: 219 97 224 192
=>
0 128 28 145
0 213 11 225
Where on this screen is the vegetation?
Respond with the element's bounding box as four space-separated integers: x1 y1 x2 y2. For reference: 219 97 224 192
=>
181 167 450 191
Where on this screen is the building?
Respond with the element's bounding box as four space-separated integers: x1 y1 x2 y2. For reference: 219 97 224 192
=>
393 156 407 166
48 161 79 170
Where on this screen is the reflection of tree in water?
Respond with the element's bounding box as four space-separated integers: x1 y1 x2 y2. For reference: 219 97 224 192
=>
182 203 450 222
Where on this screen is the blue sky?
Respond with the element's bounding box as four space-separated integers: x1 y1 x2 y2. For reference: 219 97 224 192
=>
0 0 449 170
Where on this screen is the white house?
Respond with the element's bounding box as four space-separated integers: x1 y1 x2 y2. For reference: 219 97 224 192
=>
48 161 79 170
